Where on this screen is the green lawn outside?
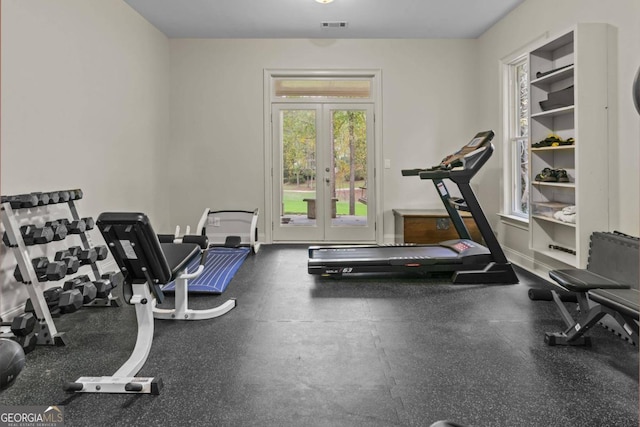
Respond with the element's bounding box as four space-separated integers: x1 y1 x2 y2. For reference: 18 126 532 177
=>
283 191 367 216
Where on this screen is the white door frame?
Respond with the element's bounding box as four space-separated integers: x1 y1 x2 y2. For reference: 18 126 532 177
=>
271 103 375 242
263 69 383 244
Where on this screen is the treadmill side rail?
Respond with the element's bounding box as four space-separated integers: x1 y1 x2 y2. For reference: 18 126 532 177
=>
452 262 519 284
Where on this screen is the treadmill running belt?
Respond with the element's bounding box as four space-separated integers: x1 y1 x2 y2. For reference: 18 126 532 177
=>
311 245 459 261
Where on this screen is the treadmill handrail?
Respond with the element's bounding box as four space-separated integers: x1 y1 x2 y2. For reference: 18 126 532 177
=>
418 169 451 180
401 168 428 177
419 144 493 182
403 131 494 181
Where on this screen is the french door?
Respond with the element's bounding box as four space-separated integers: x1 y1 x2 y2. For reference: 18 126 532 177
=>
272 103 375 242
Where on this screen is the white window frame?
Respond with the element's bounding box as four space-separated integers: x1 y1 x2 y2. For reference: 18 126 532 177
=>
501 54 530 221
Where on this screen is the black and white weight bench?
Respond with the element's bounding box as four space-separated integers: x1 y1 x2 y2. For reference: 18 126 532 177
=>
545 231 639 346
64 212 236 394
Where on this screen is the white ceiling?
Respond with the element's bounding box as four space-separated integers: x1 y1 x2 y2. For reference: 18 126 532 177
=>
124 0 525 39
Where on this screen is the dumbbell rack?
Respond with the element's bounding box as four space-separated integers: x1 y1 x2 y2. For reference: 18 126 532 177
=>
66 200 121 308
1 189 121 348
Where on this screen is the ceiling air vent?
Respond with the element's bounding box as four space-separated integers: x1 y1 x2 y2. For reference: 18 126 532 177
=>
321 21 348 29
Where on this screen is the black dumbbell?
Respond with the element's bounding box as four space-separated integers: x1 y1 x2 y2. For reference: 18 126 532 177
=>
66 246 94 264
57 190 70 203
58 289 83 313
45 262 67 281
67 246 82 259
3 225 53 247
31 257 49 276
53 250 80 274
20 225 54 246
95 245 108 261
44 286 64 303
102 271 122 289
82 217 95 230
14 333 38 354
67 246 81 258
60 256 80 274
47 191 60 204
67 189 83 200
34 257 67 281
0 315 38 353
13 262 30 283
1 194 39 209
92 279 114 298
15 257 67 283
0 313 36 336
2 225 36 247
44 220 68 241
29 226 53 245
1 230 16 247
24 287 64 317
63 278 97 304
82 248 97 265
30 192 50 206
61 219 86 234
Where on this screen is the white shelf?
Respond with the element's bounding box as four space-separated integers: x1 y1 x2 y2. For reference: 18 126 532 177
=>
531 105 575 119
531 145 575 152
531 65 575 87
533 246 578 267
532 214 577 228
531 181 575 188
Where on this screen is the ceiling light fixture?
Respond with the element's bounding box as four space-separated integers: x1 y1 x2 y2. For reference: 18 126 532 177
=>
315 0 334 4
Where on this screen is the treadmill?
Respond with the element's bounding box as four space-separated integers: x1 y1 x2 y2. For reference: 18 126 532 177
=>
307 130 519 284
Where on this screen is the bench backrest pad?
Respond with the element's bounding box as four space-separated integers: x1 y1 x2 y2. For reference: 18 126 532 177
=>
587 232 639 290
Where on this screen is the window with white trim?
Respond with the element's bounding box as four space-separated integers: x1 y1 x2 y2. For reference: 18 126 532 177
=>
506 56 529 218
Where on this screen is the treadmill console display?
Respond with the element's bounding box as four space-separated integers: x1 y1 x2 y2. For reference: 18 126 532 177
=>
452 241 475 252
467 137 485 147
439 132 493 169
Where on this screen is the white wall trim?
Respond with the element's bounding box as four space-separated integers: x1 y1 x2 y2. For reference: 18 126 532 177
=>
504 246 556 282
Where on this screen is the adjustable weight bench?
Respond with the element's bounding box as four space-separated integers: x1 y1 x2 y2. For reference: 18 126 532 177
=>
545 231 639 346
64 212 235 395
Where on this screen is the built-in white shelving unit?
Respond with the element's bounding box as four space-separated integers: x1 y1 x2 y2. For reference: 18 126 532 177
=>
528 23 616 268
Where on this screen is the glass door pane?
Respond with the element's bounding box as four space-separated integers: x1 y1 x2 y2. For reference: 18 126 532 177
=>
323 104 375 242
330 109 368 228
281 109 317 227
272 105 324 242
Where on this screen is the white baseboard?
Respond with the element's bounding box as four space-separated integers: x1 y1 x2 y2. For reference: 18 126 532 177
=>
503 247 556 282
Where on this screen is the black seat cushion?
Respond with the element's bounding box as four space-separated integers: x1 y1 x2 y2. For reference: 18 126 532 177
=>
549 269 629 292
589 289 640 320
160 243 201 281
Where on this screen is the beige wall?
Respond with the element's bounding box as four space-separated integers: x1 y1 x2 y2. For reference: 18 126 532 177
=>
169 38 480 240
0 0 170 315
476 0 640 276
1 0 638 316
